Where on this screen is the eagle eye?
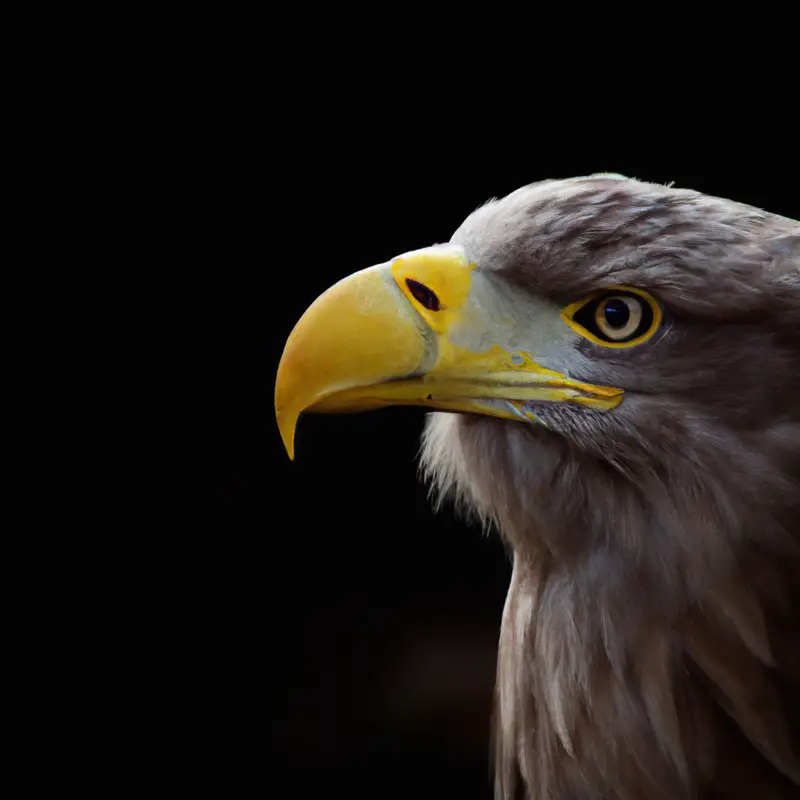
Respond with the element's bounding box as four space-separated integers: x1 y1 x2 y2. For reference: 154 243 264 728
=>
562 287 661 348
405 279 442 311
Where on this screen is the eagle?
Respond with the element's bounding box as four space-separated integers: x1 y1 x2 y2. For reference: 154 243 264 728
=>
274 175 800 799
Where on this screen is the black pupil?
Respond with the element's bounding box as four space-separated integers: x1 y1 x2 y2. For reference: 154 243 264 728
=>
406 279 441 311
603 298 630 329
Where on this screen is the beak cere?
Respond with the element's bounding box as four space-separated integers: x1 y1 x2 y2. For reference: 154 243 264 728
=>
274 246 624 459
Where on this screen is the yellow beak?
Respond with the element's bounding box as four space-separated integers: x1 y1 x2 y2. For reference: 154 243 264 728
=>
275 246 623 459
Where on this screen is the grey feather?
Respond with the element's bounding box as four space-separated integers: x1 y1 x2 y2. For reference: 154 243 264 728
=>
420 176 800 799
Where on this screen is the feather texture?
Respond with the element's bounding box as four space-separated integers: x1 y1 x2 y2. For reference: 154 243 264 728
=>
420 177 800 799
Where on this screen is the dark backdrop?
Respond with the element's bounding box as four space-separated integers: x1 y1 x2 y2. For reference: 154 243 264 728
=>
11 54 797 797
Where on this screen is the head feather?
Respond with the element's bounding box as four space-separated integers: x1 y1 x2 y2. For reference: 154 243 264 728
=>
420 177 800 799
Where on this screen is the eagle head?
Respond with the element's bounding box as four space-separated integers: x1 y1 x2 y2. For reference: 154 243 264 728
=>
275 176 800 799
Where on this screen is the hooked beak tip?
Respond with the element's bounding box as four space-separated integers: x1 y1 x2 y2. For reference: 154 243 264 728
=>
275 406 298 461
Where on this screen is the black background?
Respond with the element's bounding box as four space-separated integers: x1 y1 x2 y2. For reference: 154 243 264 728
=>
8 32 798 797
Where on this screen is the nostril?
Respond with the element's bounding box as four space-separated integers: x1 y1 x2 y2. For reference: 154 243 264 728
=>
405 279 442 311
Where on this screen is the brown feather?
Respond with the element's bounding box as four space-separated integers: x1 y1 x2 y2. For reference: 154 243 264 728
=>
420 177 800 799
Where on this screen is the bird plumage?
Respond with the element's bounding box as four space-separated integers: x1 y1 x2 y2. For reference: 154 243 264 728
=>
420 176 800 798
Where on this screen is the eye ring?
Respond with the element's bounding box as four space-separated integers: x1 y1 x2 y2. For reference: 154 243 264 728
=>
561 286 661 348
